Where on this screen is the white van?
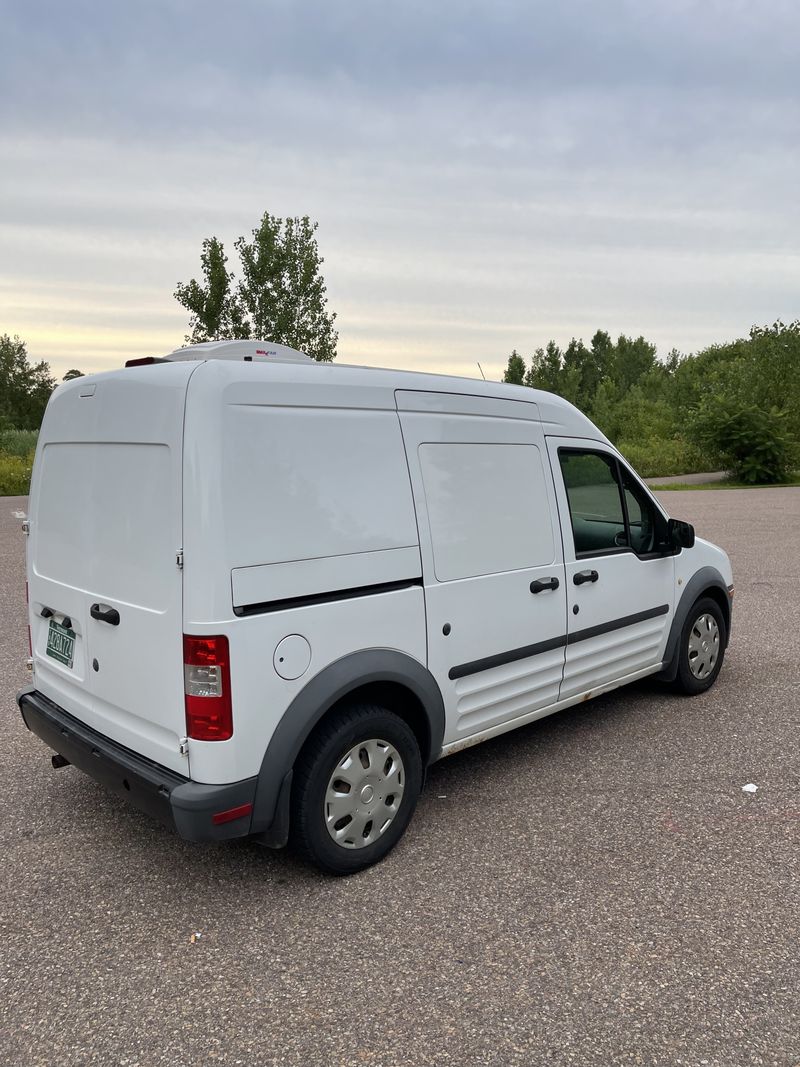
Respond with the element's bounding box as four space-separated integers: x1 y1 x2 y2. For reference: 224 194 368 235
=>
17 340 733 874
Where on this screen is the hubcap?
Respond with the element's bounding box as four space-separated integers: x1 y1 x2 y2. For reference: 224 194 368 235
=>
324 738 405 850
687 613 720 679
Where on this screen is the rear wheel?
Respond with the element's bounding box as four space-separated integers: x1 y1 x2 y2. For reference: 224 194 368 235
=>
672 596 727 694
290 704 422 875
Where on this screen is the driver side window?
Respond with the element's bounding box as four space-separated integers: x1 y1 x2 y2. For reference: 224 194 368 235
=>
558 448 661 558
558 450 626 555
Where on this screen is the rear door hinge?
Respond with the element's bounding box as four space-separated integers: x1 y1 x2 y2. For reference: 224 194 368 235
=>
21 519 30 535
176 551 183 569
179 737 190 757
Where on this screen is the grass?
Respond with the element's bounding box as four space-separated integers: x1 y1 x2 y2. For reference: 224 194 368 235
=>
0 428 38 458
649 473 800 491
0 451 34 495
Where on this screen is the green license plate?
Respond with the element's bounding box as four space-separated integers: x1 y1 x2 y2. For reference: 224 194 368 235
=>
46 619 76 668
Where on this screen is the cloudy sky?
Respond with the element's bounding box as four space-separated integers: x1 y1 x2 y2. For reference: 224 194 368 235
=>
1 0 798 380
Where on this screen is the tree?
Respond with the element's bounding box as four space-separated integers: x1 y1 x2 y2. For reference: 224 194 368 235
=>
689 400 793 484
174 237 245 345
175 213 338 361
503 349 526 385
611 334 657 392
590 330 615 378
670 320 800 443
562 336 609 409
0 334 55 430
526 341 565 394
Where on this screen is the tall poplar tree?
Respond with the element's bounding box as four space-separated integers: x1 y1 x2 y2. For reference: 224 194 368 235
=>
175 213 338 361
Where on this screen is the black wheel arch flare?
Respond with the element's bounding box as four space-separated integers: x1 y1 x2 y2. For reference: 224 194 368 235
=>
657 566 733 683
250 648 445 844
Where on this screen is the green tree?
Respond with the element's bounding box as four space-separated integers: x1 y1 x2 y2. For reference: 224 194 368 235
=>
503 349 526 385
737 321 800 437
588 379 620 438
174 237 245 345
671 320 800 442
689 400 794 484
663 347 683 374
175 213 338 361
562 336 613 409
590 330 615 379
611 334 657 392
0 334 55 430
499 320 800 481
526 341 565 394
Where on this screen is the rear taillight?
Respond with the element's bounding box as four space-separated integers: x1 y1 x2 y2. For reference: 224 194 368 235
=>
183 635 233 741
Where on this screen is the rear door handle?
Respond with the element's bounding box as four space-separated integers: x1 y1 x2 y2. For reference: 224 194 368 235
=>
90 603 120 626
573 570 599 586
530 577 560 594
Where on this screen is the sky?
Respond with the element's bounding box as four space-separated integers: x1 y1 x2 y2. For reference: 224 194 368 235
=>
1 0 798 381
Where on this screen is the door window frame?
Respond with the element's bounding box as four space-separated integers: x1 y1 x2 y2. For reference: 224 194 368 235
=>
556 445 671 562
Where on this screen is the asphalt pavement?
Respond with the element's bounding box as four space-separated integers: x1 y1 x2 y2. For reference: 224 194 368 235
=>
1 489 799 1067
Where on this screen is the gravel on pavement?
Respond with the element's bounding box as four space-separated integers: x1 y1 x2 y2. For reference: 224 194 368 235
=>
1 489 799 1067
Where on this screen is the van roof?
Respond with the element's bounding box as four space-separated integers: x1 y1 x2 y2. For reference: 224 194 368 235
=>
115 340 607 442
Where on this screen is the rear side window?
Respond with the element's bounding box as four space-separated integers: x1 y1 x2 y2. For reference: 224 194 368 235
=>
419 442 555 581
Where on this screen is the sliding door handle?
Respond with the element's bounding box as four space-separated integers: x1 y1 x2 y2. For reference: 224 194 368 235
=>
573 569 599 586
530 577 560 594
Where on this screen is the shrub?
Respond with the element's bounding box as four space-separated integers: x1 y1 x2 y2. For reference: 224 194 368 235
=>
0 427 38 458
615 436 710 479
689 401 795 484
0 450 34 495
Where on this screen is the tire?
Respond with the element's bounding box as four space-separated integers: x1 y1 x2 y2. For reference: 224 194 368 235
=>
290 703 422 875
672 596 727 695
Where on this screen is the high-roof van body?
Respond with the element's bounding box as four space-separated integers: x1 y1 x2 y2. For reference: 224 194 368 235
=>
18 341 733 873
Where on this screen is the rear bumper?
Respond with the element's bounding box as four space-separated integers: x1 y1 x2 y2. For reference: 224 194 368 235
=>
16 687 257 842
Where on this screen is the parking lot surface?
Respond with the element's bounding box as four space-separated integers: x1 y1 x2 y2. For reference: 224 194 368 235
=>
1 489 799 1066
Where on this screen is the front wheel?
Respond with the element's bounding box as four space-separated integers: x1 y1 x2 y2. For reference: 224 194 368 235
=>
290 704 422 875
672 596 727 695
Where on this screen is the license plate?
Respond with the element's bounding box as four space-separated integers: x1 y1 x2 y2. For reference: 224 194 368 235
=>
46 619 76 669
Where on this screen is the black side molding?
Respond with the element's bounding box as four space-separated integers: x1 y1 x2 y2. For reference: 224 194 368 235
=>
567 604 669 645
234 577 422 617
449 635 567 681
449 603 670 681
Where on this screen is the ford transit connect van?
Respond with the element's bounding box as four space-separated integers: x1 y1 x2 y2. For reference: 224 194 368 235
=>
17 340 733 874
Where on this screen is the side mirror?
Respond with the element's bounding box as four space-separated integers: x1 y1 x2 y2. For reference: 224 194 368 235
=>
668 518 695 550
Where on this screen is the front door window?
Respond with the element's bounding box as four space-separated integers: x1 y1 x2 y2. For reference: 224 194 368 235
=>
558 450 627 556
558 448 663 559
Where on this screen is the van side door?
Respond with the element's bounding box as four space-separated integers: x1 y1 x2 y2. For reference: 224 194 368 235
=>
546 438 676 700
397 391 567 746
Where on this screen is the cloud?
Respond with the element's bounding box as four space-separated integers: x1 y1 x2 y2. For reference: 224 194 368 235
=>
1 1 798 378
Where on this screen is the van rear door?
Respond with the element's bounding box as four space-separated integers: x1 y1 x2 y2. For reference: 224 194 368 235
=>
27 365 196 774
